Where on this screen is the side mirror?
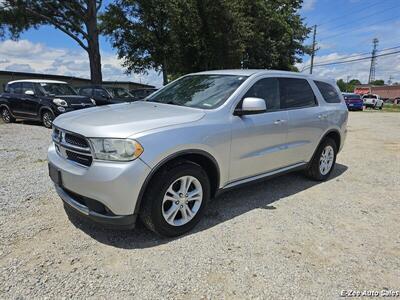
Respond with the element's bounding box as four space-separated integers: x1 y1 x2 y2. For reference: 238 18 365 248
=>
234 97 267 116
25 90 35 96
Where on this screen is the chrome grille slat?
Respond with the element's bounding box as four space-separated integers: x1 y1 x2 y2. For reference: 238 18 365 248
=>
53 127 93 167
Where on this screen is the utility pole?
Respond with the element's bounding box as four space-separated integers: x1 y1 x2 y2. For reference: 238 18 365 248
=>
310 25 318 74
368 38 378 84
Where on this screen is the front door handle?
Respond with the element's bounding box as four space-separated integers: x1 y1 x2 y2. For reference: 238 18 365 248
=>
273 119 287 125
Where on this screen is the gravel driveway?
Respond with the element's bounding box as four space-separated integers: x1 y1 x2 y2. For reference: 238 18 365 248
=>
0 113 399 299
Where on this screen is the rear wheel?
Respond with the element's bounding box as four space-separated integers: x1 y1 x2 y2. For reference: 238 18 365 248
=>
140 160 210 237
1 107 15 123
305 137 337 181
42 110 54 128
379 103 383 110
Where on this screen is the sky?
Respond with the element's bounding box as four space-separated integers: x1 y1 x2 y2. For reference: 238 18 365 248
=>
0 0 399 86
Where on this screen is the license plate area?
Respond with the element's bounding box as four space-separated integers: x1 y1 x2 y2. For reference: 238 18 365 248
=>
48 163 62 186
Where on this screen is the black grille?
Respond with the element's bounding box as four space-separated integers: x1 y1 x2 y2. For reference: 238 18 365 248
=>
66 150 92 167
65 133 89 148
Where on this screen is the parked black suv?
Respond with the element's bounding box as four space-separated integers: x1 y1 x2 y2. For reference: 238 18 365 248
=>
0 80 95 128
77 86 136 105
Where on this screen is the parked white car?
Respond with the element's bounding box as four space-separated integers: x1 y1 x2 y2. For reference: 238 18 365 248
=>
362 94 384 109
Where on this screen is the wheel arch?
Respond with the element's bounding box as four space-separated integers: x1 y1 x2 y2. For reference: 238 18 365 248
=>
311 129 341 163
323 129 341 151
0 103 17 118
39 106 55 117
134 149 221 214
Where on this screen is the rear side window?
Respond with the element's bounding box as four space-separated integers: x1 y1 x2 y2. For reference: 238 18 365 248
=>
80 88 93 97
279 78 317 109
7 83 23 94
314 81 341 103
244 78 280 111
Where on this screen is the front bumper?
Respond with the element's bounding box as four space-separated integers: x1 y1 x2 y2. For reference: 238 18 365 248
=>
48 143 151 216
55 184 137 228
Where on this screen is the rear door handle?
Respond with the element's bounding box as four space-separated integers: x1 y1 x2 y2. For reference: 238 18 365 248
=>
318 114 328 120
273 119 287 125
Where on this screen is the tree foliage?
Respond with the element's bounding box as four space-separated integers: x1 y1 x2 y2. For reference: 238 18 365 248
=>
337 78 362 92
0 0 103 83
370 79 384 86
102 0 311 85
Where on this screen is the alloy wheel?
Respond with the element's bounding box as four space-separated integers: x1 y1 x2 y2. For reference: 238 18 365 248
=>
43 112 53 128
2 108 10 122
319 145 334 175
162 176 203 226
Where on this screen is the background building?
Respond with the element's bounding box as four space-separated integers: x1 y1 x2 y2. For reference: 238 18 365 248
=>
0 70 155 92
354 84 400 99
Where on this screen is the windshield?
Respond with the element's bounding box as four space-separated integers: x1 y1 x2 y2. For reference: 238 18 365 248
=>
147 75 248 109
40 83 77 96
363 94 377 99
106 87 133 98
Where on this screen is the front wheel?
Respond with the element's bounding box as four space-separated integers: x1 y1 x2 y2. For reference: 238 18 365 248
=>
1 107 16 123
305 137 337 181
42 110 54 128
140 161 210 237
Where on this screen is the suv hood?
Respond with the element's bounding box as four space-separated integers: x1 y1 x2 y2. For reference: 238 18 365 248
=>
53 101 205 138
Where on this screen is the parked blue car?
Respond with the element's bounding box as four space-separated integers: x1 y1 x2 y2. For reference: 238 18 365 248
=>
342 93 363 111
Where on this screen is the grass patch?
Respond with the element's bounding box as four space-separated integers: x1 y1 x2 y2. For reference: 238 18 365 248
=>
362 104 400 113
35 158 47 163
383 104 400 112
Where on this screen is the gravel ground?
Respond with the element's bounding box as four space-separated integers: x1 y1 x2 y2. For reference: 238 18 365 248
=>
0 113 399 299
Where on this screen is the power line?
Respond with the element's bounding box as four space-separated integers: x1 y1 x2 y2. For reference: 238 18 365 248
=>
317 1 384 27
318 15 400 41
301 45 400 70
318 4 400 33
301 50 400 71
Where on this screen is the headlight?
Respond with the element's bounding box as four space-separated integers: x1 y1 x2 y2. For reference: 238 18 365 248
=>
89 138 144 161
53 98 68 107
90 98 96 105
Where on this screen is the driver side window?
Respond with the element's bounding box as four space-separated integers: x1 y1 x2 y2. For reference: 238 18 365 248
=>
243 78 280 111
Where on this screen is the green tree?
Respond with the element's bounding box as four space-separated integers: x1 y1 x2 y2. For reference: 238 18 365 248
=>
347 79 361 92
336 79 347 92
370 79 384 86
0 0 103 84
239 0 310 70
102 0 310 85
102 0 175 85
336 78 362 92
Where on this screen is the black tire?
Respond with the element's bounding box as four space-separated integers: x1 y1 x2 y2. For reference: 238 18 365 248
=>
305 137 337 181
1 107 16 123
140 160 210 237
42 110 54 128
379 103 383 110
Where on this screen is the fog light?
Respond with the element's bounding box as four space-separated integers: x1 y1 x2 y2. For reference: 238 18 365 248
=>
57 107 66 112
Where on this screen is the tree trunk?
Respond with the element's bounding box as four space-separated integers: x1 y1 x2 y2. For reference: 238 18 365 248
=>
162 57 168 86
86 0 102 84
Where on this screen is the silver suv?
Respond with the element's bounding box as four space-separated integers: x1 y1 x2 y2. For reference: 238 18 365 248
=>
48 70 348 236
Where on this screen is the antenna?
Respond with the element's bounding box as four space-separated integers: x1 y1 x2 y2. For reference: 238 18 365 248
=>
368 38 378 83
